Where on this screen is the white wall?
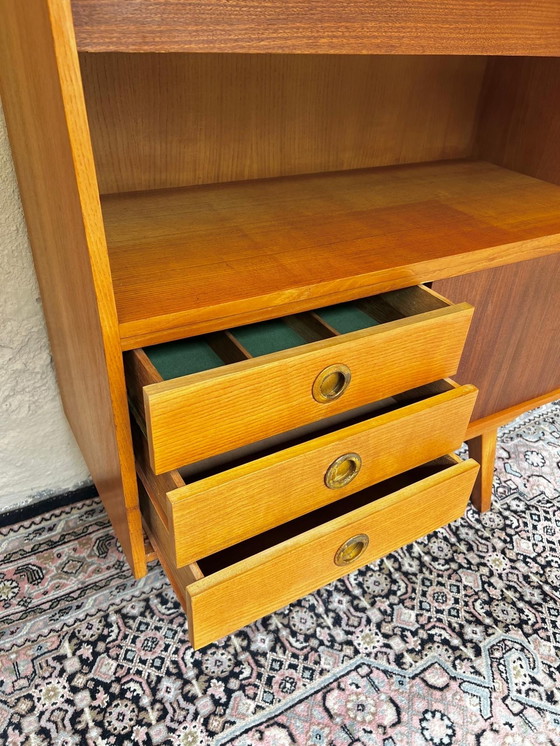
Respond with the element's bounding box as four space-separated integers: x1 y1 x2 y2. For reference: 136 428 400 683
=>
0 103 91 512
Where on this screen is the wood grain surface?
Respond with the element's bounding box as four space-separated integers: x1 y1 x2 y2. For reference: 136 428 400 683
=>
433 57 560 429
131 418 182 526
468 429 497 513
0 0 145 576
433 253 560 421
131 295 473 473
70 0 560 55
163 383 477 566
466 388 560 440
81 53 486 194
186 457 479 649
476 57 560 187
102 161 560 349
138 479 202 601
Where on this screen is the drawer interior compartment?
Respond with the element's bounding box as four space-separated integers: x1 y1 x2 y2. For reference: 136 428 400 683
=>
135 377 477 566
141 297 386 381
126 284 474 473
140 453 479 648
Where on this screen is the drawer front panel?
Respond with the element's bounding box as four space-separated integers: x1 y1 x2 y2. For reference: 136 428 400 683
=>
185 457 478 649
164 383 477 565
141 301 473 473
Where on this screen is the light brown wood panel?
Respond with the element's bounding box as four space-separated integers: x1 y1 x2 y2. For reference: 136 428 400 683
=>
186 457 479 649
433 253 560 421
131 419 182 526
476 57 560 186
127 290 474 473
80 54 487 194
71 0 560 55
160 382 478 566
139 454 478 648
101 161 560 349
0 0 145 576
138 479 202 604
125 349 162 427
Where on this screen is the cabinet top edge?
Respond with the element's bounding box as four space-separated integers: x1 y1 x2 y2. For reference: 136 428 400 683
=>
71 0 560 56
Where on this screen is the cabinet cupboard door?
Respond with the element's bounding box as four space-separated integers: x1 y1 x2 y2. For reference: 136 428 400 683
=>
432 253 560 420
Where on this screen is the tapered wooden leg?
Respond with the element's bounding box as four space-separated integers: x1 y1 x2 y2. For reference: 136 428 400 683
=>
467 428 497 512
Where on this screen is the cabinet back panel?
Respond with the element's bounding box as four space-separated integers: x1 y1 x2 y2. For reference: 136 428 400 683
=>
80 54 487 194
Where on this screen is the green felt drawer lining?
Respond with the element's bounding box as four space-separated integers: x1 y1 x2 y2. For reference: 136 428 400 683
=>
232 318 307 357
146 339 225 381
145 302 378 380
316 302 379 333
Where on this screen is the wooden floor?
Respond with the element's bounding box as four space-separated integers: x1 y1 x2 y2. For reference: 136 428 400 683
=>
101 160 560 349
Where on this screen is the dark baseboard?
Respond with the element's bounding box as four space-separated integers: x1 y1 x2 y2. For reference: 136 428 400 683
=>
0 484 98 529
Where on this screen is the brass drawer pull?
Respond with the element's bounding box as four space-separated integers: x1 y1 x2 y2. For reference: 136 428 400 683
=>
334 533 370 566
325 452 362 489
312 363 351 403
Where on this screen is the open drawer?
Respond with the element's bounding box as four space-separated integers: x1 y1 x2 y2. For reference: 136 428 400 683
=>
126 285 474 473
135 378 478 566
140 454 479 649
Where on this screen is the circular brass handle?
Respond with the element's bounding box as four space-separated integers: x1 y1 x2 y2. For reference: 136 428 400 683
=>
312 364 351 403
325 452 362 489
334 534 370 566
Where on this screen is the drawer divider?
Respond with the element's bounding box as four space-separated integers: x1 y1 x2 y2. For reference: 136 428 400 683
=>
207 330 253 363
285 311 340 342
357 284 449 323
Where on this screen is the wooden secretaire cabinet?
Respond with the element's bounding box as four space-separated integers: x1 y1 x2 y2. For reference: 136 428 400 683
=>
1 0 560 647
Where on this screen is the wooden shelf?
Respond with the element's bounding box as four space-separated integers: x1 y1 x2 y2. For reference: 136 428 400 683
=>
71 0 560 55
102 160 560 350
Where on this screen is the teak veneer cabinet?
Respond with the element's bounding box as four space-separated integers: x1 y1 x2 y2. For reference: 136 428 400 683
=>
2 0 560 647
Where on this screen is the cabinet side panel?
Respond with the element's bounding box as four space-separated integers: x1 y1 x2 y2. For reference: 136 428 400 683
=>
476 57 560 186
432 254 560 421
0 0 145 576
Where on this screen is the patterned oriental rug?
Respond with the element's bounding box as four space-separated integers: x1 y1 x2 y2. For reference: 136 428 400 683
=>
1 403 560 745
